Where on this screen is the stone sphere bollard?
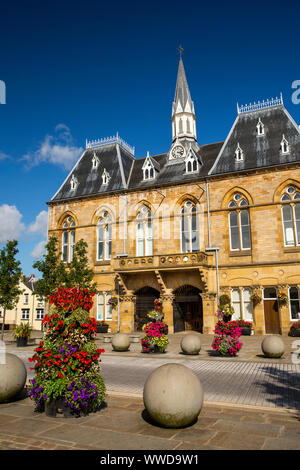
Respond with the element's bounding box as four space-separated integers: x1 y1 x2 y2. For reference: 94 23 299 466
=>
0 353 27 403
111 333 130 352
261 335 285 358
180 334 201 355
143 363 203 428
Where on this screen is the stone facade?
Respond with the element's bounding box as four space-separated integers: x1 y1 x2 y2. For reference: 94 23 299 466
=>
47 59 300 336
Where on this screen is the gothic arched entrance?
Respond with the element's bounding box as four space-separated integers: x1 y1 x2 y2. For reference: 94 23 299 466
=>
134 286 160 331
173 285 203 333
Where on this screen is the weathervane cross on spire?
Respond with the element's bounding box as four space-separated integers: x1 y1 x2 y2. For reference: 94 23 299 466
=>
178 45 184 58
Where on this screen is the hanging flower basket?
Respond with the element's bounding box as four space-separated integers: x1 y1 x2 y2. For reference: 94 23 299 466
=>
250 292 262 305
277 291 288 305
108 296 118 309
154 298 163 311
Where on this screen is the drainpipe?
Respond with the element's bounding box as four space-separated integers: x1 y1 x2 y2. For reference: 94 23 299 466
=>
206 180 211 248
117 278 120 332
205 246 220 304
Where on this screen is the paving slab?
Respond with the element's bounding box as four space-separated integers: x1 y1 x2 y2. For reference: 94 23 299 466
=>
0 393 299 451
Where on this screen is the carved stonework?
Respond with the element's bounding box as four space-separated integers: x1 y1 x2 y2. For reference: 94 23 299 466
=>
120 293 136 303
161 294 175 303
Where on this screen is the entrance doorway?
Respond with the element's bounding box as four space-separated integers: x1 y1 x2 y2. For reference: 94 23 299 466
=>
135 286 160 331
263 287 280 334
173 285 203 333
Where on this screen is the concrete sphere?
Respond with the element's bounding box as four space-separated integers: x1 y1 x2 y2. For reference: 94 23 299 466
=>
111 333 130 351
143 363 203 428
0 353 27 403
180 334 201 355
261 335 285 358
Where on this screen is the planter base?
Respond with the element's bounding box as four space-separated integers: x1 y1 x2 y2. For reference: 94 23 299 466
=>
45 399 80 418
290 329 300 337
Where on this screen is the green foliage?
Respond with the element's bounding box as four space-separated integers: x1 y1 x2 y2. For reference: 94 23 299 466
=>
33 236 66 300
219 294 230 306
66 239 97 293
0 240 23 340
13 322 32 339
33 237 97 301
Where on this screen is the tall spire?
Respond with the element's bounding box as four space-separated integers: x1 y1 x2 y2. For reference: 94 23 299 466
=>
171 54 197 142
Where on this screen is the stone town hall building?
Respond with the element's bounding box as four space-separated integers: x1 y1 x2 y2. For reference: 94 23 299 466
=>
48 57 300 336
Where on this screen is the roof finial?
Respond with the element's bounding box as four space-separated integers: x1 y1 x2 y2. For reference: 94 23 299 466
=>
178 45 184 58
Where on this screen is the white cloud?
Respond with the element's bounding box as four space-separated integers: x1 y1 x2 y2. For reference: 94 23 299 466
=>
0 151 10 161
31 239 47 259
28 210 48 236
22 124 83 171
0 204 25 243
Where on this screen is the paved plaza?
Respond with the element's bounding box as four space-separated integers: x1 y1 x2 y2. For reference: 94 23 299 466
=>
1 332 300 450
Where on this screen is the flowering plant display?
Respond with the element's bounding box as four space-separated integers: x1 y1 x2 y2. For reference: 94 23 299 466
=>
211 320 243 356
219 294 230 306
217 304 235 321
292 321 300 329
232 319 253 328
108 296 118 309
153 298 163 311
250 291 262 305
277 291 288 305
26 287 106 416
141 303 168 353
146 309 164 321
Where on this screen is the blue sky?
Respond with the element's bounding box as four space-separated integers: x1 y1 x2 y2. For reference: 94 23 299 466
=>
0 0 300 276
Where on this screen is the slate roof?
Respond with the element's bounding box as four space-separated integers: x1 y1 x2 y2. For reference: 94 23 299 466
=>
209 105 300 175
50 104 300 204
172 57 194 114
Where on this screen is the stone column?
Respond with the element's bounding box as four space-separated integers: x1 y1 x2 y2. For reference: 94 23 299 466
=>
202 292 217 334
161 293 175 334
252 286 264 335
278 286 290 335
119 293 136 333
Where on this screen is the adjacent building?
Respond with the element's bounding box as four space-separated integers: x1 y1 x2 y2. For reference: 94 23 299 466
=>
2 274 45 330
47 57 300 335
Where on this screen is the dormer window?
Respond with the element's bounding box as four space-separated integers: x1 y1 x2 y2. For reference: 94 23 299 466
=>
70 174 78 191
102 169 110 185
256 118 264 136
281 135 289 154
92 152 100 169
235 143 244 162
185 151 198 173
142 152 156 180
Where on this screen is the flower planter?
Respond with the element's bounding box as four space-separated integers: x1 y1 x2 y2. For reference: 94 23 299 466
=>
240 326 252 336
16 337 28 347
45 399 76 418
97 325 109 333
290 327 300 337
223 315 232 324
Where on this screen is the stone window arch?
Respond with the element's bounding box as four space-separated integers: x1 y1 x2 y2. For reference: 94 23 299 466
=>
61 215 76 262
97 210 112 260
136 205 153 256
180 200 199 253
228 193 251 251
281 185 300 246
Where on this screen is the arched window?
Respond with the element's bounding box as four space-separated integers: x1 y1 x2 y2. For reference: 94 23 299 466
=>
97 211 112 260
185 152 198 174
231 287 254 321
235 143 244 162
289 286 300 320
281 135 289 154
181 200 199 253
281 186 300 246
143 159 155 180
136 205 153 256
256 118 264 136
228 193 251 251
62 216 76 262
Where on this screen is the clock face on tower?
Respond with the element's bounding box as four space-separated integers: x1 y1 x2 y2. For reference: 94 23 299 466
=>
171 145 185 159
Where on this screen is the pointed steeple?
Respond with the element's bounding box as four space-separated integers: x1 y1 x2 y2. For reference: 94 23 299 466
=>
171 56 197 142
172 57 194 116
